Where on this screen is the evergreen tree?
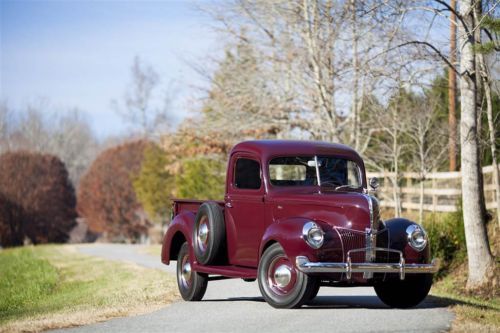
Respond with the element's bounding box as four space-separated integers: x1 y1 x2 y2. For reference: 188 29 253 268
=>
133 145 174 222
175 158 225 201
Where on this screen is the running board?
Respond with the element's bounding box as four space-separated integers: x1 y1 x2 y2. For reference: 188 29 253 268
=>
192 263 257 279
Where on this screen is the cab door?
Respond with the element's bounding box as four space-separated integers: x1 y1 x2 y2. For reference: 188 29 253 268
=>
225 154 265 267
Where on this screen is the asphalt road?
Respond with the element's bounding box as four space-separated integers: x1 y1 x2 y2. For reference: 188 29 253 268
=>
53 244 454 333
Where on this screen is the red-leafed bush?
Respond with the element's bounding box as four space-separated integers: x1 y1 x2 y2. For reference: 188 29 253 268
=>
77 140 151 242
0 151 77 247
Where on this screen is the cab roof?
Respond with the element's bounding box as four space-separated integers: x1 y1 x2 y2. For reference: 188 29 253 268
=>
230 140 363 164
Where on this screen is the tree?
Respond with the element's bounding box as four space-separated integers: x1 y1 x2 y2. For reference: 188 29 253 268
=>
406 93 448 223
0 102 100 186
175 157 225 201
0 151 77 247
448 0 458 171
113 56 171 138
457 0 495 289
133 144 174 223
77 140 151 242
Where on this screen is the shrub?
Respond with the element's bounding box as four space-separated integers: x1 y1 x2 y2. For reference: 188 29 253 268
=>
423 202 466 275
0 151 77 247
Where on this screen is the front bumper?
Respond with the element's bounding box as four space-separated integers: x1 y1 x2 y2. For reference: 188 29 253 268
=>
295 247 440 280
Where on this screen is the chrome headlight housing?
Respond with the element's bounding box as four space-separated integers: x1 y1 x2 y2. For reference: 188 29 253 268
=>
406 224 428 251
302 221 324 249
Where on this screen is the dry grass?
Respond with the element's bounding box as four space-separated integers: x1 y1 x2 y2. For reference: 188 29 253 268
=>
431 265 500 333
140 244 162 257
0 245 178 333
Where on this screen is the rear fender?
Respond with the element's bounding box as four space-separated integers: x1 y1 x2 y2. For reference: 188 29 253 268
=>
161 211 196 265
259 218 322 264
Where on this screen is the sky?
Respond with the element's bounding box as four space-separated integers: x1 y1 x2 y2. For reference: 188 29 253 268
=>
0 0 220 139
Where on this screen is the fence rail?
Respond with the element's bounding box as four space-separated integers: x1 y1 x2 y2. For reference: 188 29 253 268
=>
366 164 499 213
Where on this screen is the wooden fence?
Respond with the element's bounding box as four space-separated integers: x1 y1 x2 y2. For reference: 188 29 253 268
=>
366 164 499 213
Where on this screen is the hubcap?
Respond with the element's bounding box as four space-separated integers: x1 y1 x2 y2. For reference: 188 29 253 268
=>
274 265 292 287
267 255 297 295
197 217 209 253
179 255 192 289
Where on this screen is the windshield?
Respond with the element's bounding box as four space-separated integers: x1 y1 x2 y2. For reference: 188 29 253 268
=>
269 156 362 189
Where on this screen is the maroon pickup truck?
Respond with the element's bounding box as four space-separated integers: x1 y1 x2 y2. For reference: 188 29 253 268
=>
161 140 439 308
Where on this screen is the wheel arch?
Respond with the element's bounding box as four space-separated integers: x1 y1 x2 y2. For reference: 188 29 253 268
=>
161 211 196 265
259 217 318 264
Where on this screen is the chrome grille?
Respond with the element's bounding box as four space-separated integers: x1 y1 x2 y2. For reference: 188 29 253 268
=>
336 228 365 263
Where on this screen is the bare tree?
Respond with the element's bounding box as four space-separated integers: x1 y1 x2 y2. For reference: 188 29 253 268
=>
457 0 495 289
113 56 172 139
0 102 100 186
406 95 448 223
448 0 458 171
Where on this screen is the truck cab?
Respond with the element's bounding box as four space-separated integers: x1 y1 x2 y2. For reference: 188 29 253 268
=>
161 140 439 308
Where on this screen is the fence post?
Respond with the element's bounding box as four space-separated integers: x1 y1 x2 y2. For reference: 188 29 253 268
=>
432 176 437 212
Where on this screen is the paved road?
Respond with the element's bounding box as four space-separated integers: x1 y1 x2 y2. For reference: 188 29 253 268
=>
54 244 454 333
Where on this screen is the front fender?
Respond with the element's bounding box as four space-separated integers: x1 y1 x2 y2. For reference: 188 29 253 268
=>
161 211 196 265
259 218 324 264
382 218 430 264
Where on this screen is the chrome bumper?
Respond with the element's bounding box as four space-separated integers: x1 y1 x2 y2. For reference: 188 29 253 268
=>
295 247 440 280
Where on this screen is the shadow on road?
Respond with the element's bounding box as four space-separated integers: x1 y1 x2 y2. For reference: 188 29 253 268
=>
201 295 451 310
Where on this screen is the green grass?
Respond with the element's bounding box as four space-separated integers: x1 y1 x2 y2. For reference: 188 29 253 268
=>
0 245 178 333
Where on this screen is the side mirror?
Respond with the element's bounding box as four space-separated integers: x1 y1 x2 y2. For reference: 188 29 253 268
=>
369 177 379 191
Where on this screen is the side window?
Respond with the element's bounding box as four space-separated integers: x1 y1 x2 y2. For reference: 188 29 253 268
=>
234 158 261 190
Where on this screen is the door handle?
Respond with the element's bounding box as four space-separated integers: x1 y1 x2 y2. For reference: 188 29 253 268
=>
225 202 233 208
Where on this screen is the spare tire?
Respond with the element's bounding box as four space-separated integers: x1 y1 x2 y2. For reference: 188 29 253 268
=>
192 202 225 265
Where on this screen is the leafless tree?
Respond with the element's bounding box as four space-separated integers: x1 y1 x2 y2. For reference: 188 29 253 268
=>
457 0 495 289
113 56 172 139
406 95 448 223
0 102 100 186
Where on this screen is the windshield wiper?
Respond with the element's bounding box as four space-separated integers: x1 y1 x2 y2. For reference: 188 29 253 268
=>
334 184 359 191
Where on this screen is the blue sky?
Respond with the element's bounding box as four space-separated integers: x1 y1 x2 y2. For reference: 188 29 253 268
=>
0 0 220 138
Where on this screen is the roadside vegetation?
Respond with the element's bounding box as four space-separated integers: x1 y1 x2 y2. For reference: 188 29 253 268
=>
0 245 178 333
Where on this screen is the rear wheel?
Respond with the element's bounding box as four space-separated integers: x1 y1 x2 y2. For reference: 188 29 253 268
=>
258 243 317 308
177 242 208 301
374 273 433 308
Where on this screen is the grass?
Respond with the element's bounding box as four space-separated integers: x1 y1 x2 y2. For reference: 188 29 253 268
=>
0 245 178 333
431 263 500 333
140 244 162 257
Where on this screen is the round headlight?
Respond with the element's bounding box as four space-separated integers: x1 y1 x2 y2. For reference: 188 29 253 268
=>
302 222 324 249
406 224 428 251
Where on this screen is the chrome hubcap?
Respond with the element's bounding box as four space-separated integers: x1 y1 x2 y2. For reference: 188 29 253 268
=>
274 264 292 287
197 219 209 253
179 256 192 289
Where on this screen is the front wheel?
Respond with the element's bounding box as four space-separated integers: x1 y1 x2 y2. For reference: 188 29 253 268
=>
374 273 433 308
176 242 208 301
258 243 317 309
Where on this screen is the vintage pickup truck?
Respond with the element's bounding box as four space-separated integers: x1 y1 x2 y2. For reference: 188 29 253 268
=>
161 140 439 308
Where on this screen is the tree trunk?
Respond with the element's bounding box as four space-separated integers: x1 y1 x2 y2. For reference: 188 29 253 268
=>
448 0 457 172
474 4 500 227
457 0 494 289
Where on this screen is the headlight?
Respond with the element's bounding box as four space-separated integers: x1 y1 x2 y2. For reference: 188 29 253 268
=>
406 224 428 251
302 221 324 249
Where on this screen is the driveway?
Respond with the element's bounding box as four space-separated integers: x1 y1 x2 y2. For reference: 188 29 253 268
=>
53 244 453 333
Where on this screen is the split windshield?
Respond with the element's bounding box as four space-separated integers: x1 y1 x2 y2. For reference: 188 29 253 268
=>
269 156 362 190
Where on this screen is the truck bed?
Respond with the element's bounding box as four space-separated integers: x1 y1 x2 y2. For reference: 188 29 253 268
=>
172 199 224 216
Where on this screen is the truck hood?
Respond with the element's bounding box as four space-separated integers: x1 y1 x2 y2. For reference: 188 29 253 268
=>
268 188 372 232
